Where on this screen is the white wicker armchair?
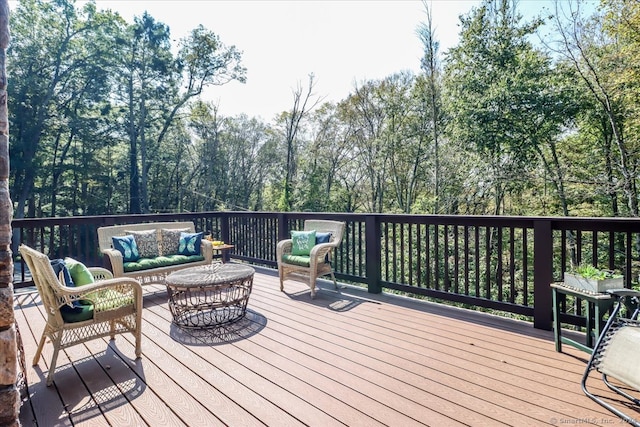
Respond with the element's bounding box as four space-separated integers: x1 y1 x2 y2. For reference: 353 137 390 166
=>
19 244 143 386
277 220 345 298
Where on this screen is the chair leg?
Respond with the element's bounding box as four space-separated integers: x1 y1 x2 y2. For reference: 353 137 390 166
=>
46 335 63 386
135 312 142 358
309 277 317 299
278 267 285 292
330 271 339 290
32 331 47 366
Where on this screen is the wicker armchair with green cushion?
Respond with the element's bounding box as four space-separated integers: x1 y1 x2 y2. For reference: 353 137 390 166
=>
276 220 346 299
19 244 143 386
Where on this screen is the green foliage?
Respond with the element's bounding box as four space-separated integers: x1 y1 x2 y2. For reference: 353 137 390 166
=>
8 0 640 220
573 264 622 280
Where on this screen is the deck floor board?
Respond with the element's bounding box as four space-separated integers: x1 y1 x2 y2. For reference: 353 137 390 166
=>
15 266 640 426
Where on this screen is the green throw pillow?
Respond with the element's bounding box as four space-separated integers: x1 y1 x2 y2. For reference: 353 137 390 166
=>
291 230 316 256
64 257 95 286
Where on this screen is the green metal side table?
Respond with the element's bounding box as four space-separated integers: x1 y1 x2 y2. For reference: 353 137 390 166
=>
551 282 615 354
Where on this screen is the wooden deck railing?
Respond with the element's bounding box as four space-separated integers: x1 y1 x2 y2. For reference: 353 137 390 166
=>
11 212 640 331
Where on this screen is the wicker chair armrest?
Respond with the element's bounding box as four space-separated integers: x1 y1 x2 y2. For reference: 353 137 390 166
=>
56 277 140 297
201 239 213 263
309 243 334 263
102 248 125 276
277 239 293 260
88 267 114 281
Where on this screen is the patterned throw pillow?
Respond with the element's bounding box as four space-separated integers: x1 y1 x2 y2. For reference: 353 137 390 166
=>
291 230 316 256
127 229 159 259
112 235 139 262
159 228 189 256
178 231 203 256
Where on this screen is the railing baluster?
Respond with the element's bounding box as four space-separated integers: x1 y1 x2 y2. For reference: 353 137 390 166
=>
13 212 640 331
464 225 470 296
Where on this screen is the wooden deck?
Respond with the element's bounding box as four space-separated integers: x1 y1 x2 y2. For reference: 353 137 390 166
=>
14 265 640 426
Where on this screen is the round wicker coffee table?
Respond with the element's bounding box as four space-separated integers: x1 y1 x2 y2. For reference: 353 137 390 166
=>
165 263 255 328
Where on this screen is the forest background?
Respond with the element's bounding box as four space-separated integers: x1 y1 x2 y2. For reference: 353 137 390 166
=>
8 0 640 221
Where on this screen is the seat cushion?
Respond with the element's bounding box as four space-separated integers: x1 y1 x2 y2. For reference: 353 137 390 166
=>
60 302 94 323
282 254 311 267
87 289 135 311
128 229 159 258
123 254 205 272
291 230 316 256
112 235 140 262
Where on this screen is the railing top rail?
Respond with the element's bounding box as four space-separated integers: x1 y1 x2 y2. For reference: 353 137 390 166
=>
12 211 640 232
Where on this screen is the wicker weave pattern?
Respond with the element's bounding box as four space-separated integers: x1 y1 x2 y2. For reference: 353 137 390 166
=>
166 264 255 327
19 244 143 386
97 222 213 284
277 220 345 298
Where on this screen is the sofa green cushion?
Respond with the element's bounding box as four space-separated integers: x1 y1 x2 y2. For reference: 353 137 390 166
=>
291 230 316 256
282 254 311 267
123 254 205 272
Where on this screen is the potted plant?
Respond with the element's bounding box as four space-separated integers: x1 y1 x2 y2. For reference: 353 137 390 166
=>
564 264 624 293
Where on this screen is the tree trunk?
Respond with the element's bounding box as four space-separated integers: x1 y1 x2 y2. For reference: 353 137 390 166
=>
128 74 141 214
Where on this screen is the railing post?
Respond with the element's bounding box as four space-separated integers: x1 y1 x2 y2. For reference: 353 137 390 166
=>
277 213 288 242
533 219 553 330
220 213 230 244
366 215 382 294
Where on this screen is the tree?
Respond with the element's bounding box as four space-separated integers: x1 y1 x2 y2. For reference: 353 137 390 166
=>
115 16 246 213
9 0 120 219
276 73 321 211
378 71 425 213
417 1 443 213
223 115 268 210
444 0 567 215
340 79 389 213
550 0 640 216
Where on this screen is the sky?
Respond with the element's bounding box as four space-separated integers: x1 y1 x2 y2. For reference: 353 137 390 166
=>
87 0 589 122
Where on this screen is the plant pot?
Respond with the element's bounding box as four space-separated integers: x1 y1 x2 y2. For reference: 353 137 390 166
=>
563 272 624 293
